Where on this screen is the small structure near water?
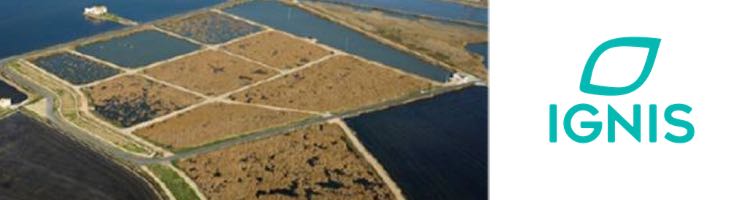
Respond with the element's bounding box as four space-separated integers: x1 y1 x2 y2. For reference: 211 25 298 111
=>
84 6 108 16
0 98 11 108
83 5 138 26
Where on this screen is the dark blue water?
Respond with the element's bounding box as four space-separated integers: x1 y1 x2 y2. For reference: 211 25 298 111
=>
466 42 487 68
31 52 121 85
322 0 487 25
225 1 453 82
345 86 487 200
77 30 200 68
0 113 158 199
0 80 27 104
0 0 221 59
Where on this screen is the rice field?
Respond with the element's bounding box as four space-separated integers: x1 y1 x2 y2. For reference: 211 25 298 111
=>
30 52 121 85
157 12 263 44
76 30 200 68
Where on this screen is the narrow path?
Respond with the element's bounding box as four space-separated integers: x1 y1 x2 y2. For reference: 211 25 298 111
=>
332 119 405 200
0 3 482 166
4 57 477 165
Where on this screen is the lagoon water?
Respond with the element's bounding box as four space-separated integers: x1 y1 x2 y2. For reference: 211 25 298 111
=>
345 86 488 199
225 1 453 82
0 113 158 199
466 42 488 68
0 0 221 59
0 80 27 104
322 0 487 25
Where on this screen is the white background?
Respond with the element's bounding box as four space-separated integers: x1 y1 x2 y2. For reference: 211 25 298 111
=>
492 1 750 199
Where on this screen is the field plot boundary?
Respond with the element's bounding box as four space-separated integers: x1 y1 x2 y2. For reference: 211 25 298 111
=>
142 165 178 200
151 23 283 74
333 119 406 200
213 8 446 86
11 59 167 157
28 51 124 86
167 163 207 200
294 1 468 81
130 101 320 151
174 121 398 199
122 52 337 134
3 0 484 165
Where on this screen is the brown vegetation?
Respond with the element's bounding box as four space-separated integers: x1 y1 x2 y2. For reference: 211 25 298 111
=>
223 31 334 70
176 123 394 200
84 75 202 127
229 55 433 112
143 50 277 96
133 102 310 150
306 2 488 79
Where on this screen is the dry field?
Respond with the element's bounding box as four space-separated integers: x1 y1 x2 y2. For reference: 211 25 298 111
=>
84 75 202 127
133 103 310 150
157 12 263 44
223 31 334 70
229 55 433 112
143 50 277 96
176 123 394 200
306 2 488 79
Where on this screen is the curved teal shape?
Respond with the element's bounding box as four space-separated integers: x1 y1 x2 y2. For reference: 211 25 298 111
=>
580 37 661 96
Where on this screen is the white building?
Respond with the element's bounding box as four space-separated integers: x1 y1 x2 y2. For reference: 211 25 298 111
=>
448 72 479 85
84 6 108 16
0 98 11 108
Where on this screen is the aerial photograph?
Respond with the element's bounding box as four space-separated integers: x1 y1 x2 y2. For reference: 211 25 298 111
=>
0 0 487 199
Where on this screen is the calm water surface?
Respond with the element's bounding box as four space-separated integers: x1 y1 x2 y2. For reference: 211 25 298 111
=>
0 80 27 104
0 113 158 199
346 86 488 200
225 1 453 82
466 42 488 68
322 0 487 24
0 0 221 59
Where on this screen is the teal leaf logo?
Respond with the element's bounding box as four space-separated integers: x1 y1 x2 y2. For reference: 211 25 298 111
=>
580 37 661 96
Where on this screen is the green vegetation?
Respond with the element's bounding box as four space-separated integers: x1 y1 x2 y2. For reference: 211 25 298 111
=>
148 164 201 200
121 143 149 154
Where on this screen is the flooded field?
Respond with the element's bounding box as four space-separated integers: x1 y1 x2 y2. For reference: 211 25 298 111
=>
176 123 394 199
318 0 488 25
0 113 158 199
157 12 264 44
0 0 221 59
134 102 311 150
305 1 488 79
225 1 453 82
85 75 202 127
345 86 487 199
466 42 488 68
0 79 27 104
76 30 200 68
229 55 434 113
30 52 122 85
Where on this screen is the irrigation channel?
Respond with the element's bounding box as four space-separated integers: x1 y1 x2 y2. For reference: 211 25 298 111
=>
0 1 488 198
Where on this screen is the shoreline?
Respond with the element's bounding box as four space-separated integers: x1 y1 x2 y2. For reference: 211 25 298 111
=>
85 13 139 26
303 0 487 28
0 0 487 198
